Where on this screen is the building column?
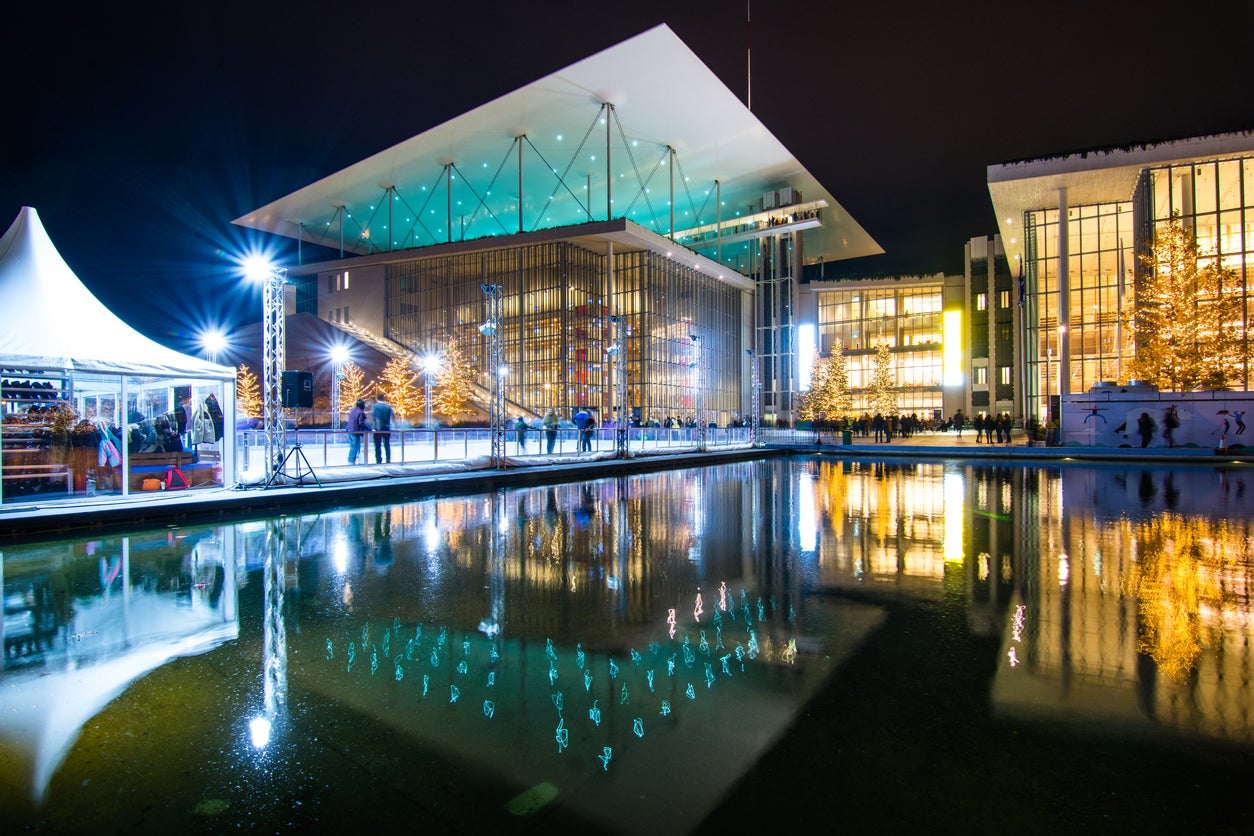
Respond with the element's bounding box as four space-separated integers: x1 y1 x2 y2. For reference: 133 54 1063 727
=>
1058 187 1070 399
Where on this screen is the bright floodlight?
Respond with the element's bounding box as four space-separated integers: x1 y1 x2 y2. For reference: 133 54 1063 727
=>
329 344 350 364
242 255 277 282
201 329 227 354
498 365 509 378
479 321 497 337
423 352 443 374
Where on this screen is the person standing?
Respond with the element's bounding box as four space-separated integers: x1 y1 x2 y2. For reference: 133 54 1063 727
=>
575 409 594 452
1136 411 1157 449
1162 404 1180 448
515 415 529 453
347 398 371 464
372 393 394 464
543 409 559 454
952 410 965 438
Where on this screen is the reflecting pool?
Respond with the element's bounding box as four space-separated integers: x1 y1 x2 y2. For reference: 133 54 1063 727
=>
3 457 1253 833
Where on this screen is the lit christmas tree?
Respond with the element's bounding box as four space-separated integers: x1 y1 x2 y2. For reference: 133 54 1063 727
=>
868 340 897 417
1128 215 1249 390
433 334 478 421
235 364 262 418
796 340 852 422
375 355 422 419
338 361 373 415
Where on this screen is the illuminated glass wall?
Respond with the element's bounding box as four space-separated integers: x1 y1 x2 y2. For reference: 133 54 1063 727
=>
385 242 742 425
1023 202 1134 419
1142 155 1254 388
813 283 944 415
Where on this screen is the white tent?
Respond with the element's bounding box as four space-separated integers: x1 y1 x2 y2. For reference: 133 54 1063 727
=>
0 206 234 380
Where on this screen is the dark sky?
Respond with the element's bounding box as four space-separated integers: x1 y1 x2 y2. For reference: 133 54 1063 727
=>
2 1 1249 357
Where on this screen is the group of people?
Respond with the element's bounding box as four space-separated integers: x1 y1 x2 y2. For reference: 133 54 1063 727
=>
516 409 597 454
345 394 394 465
967 412 1015 443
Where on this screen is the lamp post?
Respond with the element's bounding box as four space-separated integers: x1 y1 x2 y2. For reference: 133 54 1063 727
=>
746 348 762 446
422 351 442 428
201 329 226 366
244 257 287 480
480 283 505 467
690 334 705 452
329 345 349 429
609 314 628 457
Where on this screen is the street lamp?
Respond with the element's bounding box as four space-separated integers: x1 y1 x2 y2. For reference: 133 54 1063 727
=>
422 351 442 428
200 328 227 365
480 283 505 467
690 334 706 451
329 344 349 428
609 314 629 456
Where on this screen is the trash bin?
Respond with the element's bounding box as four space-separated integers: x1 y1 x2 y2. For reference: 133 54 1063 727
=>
842 430 852 445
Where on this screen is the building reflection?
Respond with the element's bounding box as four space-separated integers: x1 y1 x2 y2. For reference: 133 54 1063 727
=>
796 458 1254 745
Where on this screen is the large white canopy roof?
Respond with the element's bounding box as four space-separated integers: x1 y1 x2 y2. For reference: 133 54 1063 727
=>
0 207 235 380
234 24 881 267
988 131 1254 268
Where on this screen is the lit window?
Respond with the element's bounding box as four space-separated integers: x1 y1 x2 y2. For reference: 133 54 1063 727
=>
974 366 988 385
999 366 1012 385
999 290 1010 308
976 293 987 311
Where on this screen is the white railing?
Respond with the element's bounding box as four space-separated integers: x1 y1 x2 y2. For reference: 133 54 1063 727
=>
234 425 754 471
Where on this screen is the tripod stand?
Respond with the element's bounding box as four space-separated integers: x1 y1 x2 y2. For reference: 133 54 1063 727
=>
264 407 322 488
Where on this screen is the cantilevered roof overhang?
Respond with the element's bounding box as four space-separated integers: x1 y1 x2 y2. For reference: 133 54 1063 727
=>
988 131 1254 268
233 24 881 270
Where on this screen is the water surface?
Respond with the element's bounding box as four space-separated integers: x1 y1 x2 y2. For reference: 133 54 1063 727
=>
2 457 1252 833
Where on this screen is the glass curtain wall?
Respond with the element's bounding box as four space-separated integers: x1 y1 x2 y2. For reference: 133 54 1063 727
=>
1024 201 1134 419
814 285 944 415
1143 156 1254 388
385 242 742 426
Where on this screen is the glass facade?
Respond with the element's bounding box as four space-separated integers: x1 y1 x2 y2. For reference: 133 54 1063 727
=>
1142 156 1254 387
1023 152 1254 420
1024 202 1134 419
813 283 944 415
384 241 743 426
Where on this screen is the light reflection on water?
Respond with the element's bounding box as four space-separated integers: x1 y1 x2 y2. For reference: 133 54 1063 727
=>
2 457 1252 831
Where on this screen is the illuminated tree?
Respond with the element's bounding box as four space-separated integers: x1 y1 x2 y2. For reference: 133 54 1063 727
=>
235 364 262 418
376 355 422 419
797 341 853 422
338 361 373 415
433 334 477 420
868 340 897 417
1128 215 1249 390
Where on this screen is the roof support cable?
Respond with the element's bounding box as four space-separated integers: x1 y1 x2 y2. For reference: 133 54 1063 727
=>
396 168 452 248
450 149 514 238
524 104 602 232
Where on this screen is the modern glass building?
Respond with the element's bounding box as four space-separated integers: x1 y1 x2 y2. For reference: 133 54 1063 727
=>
799 275 955 418
989 131 1254 423
233 25 881 428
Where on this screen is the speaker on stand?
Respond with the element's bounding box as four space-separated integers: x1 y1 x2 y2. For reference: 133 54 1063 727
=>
267 371 320 488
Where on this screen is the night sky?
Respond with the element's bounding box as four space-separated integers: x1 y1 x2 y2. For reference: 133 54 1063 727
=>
2 1 1249 357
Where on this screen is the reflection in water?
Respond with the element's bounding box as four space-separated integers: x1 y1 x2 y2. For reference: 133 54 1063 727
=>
0 531 238 802
1 458 1253 829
